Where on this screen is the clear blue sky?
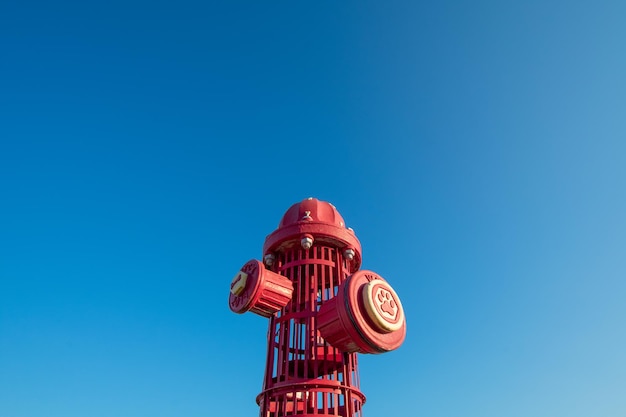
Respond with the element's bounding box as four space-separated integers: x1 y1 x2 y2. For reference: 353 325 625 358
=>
1 1 625 416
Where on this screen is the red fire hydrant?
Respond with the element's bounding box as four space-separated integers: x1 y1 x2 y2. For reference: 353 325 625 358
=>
228 198 406 417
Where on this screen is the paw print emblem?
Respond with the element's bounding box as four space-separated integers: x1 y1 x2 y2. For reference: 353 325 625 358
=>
375 288 398 320
362 280 404 332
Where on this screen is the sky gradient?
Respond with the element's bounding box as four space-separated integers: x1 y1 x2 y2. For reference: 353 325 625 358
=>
1 1 625 416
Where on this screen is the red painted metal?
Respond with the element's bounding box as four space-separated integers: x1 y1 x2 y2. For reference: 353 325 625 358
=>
229 259 294 317
229 198 406 417
317 271 406 354
263 198 362 273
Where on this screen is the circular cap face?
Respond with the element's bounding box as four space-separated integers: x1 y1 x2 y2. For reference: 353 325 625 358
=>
228 259 261 314
362 281 404 332
344 270 406 353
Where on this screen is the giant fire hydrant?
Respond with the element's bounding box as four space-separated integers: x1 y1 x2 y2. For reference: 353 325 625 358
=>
228 198 406 417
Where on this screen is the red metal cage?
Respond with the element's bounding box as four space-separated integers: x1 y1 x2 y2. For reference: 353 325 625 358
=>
228 198 406 417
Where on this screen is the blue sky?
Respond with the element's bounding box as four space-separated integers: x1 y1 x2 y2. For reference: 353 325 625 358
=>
1 1 625 416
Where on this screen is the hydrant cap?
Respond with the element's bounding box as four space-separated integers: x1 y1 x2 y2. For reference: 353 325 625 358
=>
279 197 345 229
263 198 362 271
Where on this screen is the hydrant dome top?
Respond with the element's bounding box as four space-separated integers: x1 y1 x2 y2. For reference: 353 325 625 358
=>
263 197 362 271
278 197 346 229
